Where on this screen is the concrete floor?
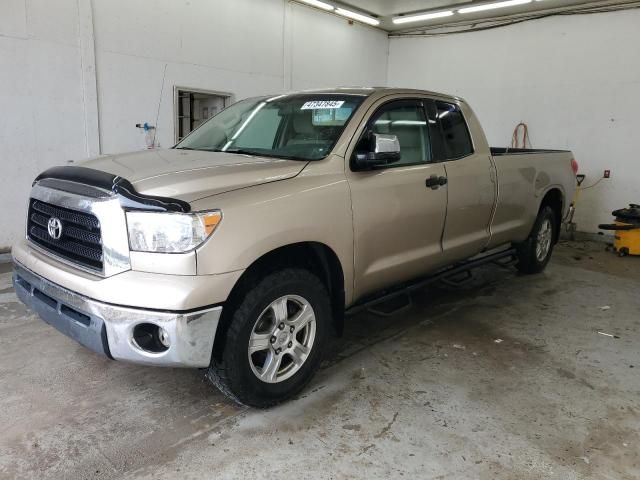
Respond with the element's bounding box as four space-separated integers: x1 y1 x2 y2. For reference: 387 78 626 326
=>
1 241 639 479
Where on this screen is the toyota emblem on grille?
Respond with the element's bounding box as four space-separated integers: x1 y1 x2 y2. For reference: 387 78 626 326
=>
47 217 63 240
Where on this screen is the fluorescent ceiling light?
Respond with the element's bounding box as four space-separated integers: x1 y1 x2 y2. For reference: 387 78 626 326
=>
393 10 454 24
459 0 531 14
298 0 334 10
335 8 380 26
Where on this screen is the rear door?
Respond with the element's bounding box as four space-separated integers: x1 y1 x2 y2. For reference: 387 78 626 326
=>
346 98 448 299
427 99 496 262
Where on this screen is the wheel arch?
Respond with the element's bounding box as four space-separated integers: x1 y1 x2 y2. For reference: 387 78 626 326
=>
539 187 564 243
211 241 346 362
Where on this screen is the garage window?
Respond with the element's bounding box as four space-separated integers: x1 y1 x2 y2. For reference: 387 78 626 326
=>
174 88 231 142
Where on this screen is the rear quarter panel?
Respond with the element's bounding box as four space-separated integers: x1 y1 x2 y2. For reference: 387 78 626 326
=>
488 151 576 248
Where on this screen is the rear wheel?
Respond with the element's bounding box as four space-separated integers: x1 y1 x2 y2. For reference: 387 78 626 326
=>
516 205 557 274
207 268 330 407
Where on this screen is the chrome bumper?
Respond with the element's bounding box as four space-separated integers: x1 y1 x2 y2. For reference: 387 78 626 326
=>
13 263 222 368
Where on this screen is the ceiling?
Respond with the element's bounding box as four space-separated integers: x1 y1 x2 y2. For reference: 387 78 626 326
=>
296 0 633 32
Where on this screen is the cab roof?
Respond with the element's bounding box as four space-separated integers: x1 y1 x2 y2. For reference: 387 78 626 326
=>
271 87 462 102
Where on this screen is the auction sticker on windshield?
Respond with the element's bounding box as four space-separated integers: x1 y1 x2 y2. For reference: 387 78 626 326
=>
301 100 345 110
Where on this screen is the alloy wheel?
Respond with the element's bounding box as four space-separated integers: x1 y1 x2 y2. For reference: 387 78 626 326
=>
248 295 316 384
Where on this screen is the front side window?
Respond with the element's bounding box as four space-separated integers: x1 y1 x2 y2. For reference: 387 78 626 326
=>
176 95 364 161
434 101 473 160
360 100 432 166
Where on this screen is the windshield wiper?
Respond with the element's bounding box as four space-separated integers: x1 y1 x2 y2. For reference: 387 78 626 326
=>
226 149 311 161
224 148 259 156
178 146 308 161
175 146 235 152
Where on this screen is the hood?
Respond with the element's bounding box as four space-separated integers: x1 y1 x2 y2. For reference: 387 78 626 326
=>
81 149 308 203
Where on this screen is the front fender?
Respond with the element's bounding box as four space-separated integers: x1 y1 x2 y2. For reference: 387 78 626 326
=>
192 156 354 303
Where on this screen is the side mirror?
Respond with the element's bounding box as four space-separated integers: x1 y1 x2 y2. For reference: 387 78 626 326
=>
353 133 401 170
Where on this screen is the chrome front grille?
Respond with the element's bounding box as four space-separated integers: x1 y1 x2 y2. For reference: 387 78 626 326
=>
27 199 103 271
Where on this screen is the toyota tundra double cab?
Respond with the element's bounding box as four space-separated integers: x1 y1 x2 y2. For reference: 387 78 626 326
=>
13 88 577 407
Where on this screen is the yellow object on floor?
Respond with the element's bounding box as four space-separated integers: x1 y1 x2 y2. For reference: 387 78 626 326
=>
599 204 640 256
613 222 640 255
612 223 640 256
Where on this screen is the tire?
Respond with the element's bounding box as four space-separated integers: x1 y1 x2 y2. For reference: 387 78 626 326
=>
515 205 557 274
207 268 331 408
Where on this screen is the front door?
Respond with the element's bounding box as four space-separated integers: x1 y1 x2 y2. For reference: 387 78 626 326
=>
346 99 448 300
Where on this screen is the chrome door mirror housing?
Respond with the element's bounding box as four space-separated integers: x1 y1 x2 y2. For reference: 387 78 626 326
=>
353 133 401 170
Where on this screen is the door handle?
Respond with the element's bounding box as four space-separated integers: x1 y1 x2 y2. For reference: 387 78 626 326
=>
426 175 447 190
426 175 439 189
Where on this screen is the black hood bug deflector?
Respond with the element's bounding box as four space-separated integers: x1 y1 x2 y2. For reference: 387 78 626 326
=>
34 166 191 213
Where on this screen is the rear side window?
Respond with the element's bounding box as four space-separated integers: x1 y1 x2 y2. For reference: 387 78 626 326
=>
434 101 473 160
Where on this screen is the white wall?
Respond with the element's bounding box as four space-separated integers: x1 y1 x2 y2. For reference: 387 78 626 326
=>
93 0 388 153
388 9 640 233
0 0 89 250
0 0 388 249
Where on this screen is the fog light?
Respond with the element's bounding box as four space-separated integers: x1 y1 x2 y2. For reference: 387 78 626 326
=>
132 323 169 353
158 327 170 348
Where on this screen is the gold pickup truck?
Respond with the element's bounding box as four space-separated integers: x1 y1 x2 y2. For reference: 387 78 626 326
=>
12 88 577 406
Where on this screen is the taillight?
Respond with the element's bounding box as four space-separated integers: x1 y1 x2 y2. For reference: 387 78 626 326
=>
571 158 579 175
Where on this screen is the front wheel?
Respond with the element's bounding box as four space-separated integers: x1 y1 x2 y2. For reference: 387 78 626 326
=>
515 205 557 274
207 268 330 407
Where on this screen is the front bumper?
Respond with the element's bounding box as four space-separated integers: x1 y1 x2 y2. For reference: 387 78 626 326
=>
13 263 222 368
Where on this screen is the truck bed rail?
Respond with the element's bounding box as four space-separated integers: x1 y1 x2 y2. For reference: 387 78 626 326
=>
490 147 571 155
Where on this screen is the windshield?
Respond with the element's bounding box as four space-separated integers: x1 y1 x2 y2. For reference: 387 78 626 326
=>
175 94 365 161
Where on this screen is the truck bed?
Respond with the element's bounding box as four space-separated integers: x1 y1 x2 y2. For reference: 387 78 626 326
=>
487 147 575 249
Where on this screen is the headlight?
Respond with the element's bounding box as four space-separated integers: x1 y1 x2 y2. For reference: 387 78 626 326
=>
126 210 222 253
